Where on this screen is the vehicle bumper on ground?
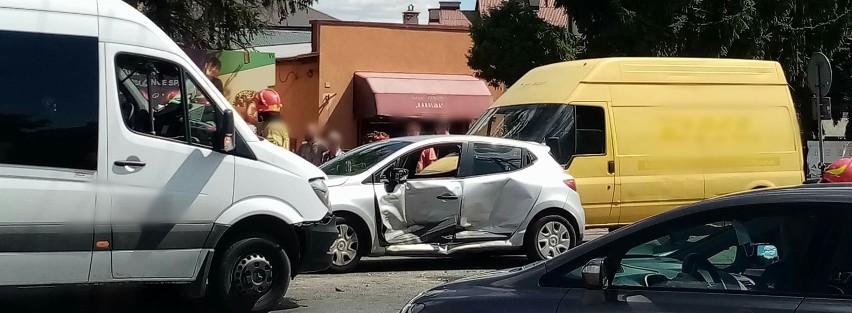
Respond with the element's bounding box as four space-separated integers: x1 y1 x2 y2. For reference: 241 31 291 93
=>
296 214 337 273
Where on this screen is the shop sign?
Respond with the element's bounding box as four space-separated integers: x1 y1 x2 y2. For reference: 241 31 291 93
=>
413 95 445 110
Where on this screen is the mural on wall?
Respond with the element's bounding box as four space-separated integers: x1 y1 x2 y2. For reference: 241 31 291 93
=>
184 49 276 128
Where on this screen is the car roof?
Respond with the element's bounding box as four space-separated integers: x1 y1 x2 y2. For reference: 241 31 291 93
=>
385 135 549 151
543 183 852 270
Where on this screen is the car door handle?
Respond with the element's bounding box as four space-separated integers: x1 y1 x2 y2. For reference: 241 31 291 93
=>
436 194 459 200
114 160 146 167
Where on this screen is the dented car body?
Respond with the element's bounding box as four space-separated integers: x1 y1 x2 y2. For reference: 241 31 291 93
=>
321 135 585 272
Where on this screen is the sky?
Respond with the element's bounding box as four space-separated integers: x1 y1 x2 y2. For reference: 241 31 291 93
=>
311 0 476 24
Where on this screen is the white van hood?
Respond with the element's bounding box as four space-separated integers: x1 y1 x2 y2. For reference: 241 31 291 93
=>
248 140 326 180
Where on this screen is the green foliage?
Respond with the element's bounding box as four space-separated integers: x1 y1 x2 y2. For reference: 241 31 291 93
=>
468 0 580 87
124 0 316 50
557 0 852 138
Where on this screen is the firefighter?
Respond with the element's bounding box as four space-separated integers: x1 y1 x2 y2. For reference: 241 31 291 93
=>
822 157 852 183
255 89 290 150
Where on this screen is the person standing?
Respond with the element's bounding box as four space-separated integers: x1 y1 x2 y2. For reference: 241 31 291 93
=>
255 89 290 150
298 123 327 166
406 121 436 172
435 119 451 135
321 130 344 163
203 55 224 93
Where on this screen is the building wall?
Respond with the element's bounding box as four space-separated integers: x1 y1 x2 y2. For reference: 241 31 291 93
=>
275 56 319 149
277 21 503 149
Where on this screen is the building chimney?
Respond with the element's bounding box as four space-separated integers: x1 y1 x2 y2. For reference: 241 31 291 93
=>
403 4 420 25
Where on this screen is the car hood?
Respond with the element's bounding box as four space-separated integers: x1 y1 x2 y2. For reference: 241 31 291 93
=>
430 260 546 292
326 175 350 187
249 140 326 179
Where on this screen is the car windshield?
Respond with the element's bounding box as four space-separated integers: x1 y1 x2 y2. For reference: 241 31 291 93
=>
468 104 575 143
321 140 413 176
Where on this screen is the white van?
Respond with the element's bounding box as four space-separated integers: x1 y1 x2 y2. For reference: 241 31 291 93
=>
0 1 336 312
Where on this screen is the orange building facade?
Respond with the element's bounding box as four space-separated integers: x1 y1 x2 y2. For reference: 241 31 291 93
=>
275 20 502 149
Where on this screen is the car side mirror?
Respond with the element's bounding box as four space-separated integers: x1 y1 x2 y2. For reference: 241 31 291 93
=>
582 257 609 290
385 168 409 185
752 243 779 266
546 136 575 166
220 109 236 152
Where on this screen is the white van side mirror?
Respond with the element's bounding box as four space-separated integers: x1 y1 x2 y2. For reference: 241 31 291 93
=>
221 109 236 152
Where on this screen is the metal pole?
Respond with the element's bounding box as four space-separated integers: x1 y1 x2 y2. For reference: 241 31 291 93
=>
817 66 825 171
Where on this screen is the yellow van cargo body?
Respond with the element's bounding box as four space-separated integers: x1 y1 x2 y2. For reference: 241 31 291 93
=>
469 58 804 228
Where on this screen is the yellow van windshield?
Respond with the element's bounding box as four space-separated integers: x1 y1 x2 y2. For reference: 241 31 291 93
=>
468 104 575 143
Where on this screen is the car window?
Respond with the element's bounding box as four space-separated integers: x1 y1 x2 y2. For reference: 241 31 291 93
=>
548 206 823 295
470 143 524 176
819 213 852 297
575 105 606 155
398 143 462 179
0 30 98 171
184 77 219 147
116 54 184 140
115 54 221 149
321 140 413 176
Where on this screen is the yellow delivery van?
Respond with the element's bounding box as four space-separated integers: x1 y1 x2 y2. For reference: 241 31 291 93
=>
468 58 804 228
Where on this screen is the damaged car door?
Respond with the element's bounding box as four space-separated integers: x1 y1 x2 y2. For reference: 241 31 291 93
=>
457 143 539 241
374 143 464 245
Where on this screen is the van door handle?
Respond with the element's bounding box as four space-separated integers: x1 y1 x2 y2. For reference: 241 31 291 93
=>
607 161 615 174
437 194 459 200
114 160 146 167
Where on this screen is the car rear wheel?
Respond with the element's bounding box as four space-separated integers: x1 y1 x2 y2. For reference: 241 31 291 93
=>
525 215 577 261
327 216 364 273
210 235 291 313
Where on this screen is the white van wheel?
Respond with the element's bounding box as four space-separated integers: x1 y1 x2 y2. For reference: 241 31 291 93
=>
210 235 291 313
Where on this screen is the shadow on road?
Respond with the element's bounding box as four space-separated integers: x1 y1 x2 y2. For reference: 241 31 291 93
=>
0 256 529 313
349 255 532 273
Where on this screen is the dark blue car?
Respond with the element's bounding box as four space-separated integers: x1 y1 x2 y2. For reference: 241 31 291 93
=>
401 184 852 313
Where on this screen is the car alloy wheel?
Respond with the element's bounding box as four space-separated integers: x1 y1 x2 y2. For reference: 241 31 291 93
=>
536 221 572 259
331 224 359 267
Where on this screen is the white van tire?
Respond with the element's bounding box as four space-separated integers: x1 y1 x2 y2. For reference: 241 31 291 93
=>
326 216 365 273
525 215 577 261
210 235 291 313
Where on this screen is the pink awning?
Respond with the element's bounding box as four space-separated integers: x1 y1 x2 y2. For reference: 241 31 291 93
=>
353 72 494 120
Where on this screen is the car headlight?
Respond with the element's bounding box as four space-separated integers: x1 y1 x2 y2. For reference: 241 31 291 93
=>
309 178 330 210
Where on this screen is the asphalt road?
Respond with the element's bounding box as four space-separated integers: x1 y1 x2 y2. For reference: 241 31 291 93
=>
0 230 608 313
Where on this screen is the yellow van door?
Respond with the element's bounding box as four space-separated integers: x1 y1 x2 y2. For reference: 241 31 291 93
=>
566 104 616 226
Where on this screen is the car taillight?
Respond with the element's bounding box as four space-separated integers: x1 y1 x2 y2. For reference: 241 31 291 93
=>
564 179 577 191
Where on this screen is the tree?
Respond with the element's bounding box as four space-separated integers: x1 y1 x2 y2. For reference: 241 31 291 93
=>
124 0 316 50
468 0 579 87
557 0 852 138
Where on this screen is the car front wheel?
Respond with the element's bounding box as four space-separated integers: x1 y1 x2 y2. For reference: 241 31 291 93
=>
525 215 577 261
327 216 364 273
210 235 291 313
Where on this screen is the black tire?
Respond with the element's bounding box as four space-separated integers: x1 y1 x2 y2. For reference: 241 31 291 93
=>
210 235 291 313
525 215 577 261
326 216 366 273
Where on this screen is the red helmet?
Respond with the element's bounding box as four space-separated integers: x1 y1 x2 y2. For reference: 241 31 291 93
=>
255 89 281 113
822 157 852 183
